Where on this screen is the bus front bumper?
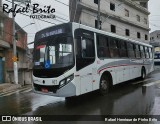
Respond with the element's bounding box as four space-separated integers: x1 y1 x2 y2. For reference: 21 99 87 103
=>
33 82 76 97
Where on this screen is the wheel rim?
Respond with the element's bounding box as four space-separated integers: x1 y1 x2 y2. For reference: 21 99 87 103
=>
100 79 108 93
143 72 145 78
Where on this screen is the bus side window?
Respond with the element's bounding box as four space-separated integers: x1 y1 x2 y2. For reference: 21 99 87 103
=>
81 38 95 58
143 46 147 58
119 40 128 58
75 37 82 58
145 47 149 59
75 36 95 71
109 38 119 58
127 43 135 58
133 44 136 58
149 48 153 58
135 45 141 58
140 45 145 58
75 37 95 58
81 39 87 58
97 34 110 58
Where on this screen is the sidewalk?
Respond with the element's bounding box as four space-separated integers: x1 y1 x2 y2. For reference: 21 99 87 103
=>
0 83 31 93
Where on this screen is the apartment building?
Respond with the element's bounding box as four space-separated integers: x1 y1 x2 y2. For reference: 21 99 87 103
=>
150 30 160 52
69 0 150 43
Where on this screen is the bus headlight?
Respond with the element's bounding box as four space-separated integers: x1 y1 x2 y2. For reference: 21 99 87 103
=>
59 80 66 87
59 74 74 88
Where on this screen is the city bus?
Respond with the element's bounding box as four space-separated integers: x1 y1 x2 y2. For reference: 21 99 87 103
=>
154 52 160 66
32 22 154 98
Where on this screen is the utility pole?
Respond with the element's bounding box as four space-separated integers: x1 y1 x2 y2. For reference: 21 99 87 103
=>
12 0 18 84
97 0 101 30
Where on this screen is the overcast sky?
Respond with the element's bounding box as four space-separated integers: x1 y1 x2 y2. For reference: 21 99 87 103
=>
148 0 160 32
2 0 160 48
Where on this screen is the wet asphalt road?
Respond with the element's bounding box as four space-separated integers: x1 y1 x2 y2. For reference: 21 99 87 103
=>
0 68 160 124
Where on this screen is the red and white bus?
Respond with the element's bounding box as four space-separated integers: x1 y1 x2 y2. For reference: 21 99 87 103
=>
32 22 154 97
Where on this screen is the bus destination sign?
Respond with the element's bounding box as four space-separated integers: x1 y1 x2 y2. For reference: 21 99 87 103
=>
40 28 64 39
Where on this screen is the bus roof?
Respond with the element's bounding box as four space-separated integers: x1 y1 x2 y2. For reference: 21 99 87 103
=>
72 22 152 47
35 22 152 47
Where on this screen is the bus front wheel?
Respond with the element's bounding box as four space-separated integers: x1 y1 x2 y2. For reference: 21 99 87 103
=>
99 75 110 95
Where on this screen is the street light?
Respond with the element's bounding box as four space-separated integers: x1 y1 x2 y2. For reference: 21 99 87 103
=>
12 22 35 84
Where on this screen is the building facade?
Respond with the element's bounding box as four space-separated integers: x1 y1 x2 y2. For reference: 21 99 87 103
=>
0 0 30 85
150 30 160 52
69 0 150 43
0 0 10 84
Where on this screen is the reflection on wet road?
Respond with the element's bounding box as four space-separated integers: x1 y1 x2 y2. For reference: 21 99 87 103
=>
0 69 160 124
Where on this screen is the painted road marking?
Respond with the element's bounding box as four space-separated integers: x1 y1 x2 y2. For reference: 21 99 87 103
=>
0 87 32 97
20 88 32 93
132 78 154 85
1 91 19 97
0 87 30 95
0 89 18 96
19 87 32 92
143 80 160 87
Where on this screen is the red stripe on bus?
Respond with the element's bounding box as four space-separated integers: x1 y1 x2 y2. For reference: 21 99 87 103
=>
36 45 46 49
98 64 134 74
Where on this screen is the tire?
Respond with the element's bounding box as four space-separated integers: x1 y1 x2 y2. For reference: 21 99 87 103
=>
99 75 110 95
141 68 146 80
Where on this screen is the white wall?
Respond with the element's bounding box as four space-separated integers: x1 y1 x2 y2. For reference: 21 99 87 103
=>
78 0 150 43
80 10 149 43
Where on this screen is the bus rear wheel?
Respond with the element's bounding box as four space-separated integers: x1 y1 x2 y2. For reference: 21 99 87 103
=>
99 75 110 95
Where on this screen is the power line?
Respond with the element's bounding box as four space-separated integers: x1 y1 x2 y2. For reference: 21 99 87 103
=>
33 0 69 18
32 18 39 31
57 0 149 41
54 0 69 7
28 0 69 22
53 0 160 29
150 22 160 28
28 1 69 22
150 20 160 21
150 15 160 17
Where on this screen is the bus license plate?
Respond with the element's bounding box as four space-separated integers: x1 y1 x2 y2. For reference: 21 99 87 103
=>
41 88 48 93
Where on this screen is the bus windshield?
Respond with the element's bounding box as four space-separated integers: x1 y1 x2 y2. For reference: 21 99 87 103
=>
34 36 74 69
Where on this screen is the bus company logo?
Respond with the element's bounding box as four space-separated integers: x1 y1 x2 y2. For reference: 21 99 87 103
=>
3 3 56 19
